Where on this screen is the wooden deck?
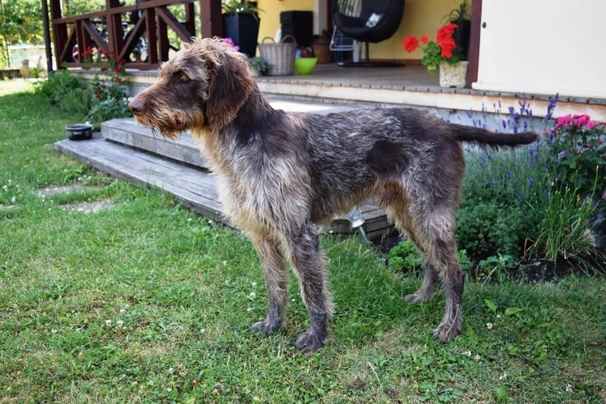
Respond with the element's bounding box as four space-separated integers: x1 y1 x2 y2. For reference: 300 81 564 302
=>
54 102 395 239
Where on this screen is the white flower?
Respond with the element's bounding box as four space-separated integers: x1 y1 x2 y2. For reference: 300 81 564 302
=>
565 384 573 392
249 292 256 299
499 372 507 380
486 322 493 330
251 282 257 287
116 320 124 327
51 329 57 335
11 196 16 203
120 308 126 313
105 320 112 327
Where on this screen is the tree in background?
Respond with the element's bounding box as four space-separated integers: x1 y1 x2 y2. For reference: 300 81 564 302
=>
0 0 106 68
0 0 43 68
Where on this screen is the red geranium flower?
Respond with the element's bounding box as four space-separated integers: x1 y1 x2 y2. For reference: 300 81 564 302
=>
402 36 419 53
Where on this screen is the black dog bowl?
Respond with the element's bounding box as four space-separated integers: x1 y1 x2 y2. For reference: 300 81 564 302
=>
66 123 93 141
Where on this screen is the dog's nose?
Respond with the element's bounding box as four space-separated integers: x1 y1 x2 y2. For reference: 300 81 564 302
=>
128 97 144 116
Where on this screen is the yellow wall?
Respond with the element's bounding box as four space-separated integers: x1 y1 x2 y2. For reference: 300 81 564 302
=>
256 0 466 61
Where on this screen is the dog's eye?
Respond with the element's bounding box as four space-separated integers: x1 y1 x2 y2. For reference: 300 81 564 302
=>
178 72 190 82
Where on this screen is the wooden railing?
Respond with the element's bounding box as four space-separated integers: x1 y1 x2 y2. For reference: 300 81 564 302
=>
49 0 223 70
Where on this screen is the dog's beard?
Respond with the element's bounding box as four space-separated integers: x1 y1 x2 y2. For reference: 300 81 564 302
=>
134 109 205 140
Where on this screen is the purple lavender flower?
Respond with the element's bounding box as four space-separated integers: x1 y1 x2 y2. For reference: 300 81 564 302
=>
545 93 559 122
506 171 512 180
486 180 495 186
557 150 569 165
548 131 555 144
527 178 534 185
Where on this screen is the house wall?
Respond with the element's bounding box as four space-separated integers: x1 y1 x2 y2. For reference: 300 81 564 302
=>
256 0 461 61
474 0 606 99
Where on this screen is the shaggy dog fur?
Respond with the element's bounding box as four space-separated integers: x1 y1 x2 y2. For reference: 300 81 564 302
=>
128 37 539 351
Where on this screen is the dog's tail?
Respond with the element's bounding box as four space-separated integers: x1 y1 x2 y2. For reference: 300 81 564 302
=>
449 123 539 149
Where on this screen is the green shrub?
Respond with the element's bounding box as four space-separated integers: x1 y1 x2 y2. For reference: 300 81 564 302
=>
35 50 132 128
35 70 91 116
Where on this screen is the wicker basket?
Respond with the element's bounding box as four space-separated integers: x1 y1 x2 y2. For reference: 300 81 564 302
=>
258 36 296 76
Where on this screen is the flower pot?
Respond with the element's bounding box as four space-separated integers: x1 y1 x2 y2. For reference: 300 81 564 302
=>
223 13 260 58
439 61 468 88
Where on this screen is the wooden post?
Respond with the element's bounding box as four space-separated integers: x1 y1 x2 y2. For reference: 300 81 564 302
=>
48 0 66 69
467 0 482 88
200 0 223 38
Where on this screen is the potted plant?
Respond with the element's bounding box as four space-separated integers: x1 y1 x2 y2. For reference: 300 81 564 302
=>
222 0 262 58
403 23 468 88
443 1 471 60
247 56 270 76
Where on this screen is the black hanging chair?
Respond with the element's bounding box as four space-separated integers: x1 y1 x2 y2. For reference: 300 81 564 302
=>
332 0 406 67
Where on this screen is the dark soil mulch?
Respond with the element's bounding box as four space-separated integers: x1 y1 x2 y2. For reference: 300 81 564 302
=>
369 229 606 283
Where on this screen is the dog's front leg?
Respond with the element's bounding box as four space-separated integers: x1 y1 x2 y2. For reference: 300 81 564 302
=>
250 233 289 335
286 223 334 351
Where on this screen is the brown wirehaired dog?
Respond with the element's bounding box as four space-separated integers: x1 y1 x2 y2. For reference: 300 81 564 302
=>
129 37 538 351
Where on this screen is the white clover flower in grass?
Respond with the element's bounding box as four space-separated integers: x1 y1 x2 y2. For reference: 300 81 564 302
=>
486 322 493 330
499 372 507 380
116 320 124 327
565 384 573 392
248 292 256 299
105 319 112 327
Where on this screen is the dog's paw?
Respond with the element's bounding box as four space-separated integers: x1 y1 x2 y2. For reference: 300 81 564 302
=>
294 330 327 352
405 292 432 304
432 319 462 342
251 318 284 335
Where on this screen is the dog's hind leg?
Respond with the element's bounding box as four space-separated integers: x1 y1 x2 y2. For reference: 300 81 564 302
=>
284 222 334 351
250 232 289 335
385 200 439 304
412 206 465 342
388 195 464 341
405 259 440 304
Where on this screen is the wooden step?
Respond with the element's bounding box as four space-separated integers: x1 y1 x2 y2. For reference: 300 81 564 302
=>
55 125 394 239
101 118 209 169
54 134 224 222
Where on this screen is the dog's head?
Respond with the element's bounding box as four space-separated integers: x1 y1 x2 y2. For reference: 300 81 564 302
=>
128 37 256 138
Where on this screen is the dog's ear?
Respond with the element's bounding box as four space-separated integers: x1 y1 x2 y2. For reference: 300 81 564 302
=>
203 40 256 129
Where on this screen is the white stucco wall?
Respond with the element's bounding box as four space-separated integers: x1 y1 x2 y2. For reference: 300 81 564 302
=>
474 0 606 99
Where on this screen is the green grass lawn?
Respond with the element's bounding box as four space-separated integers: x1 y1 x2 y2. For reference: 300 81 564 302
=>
1 80 605 403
